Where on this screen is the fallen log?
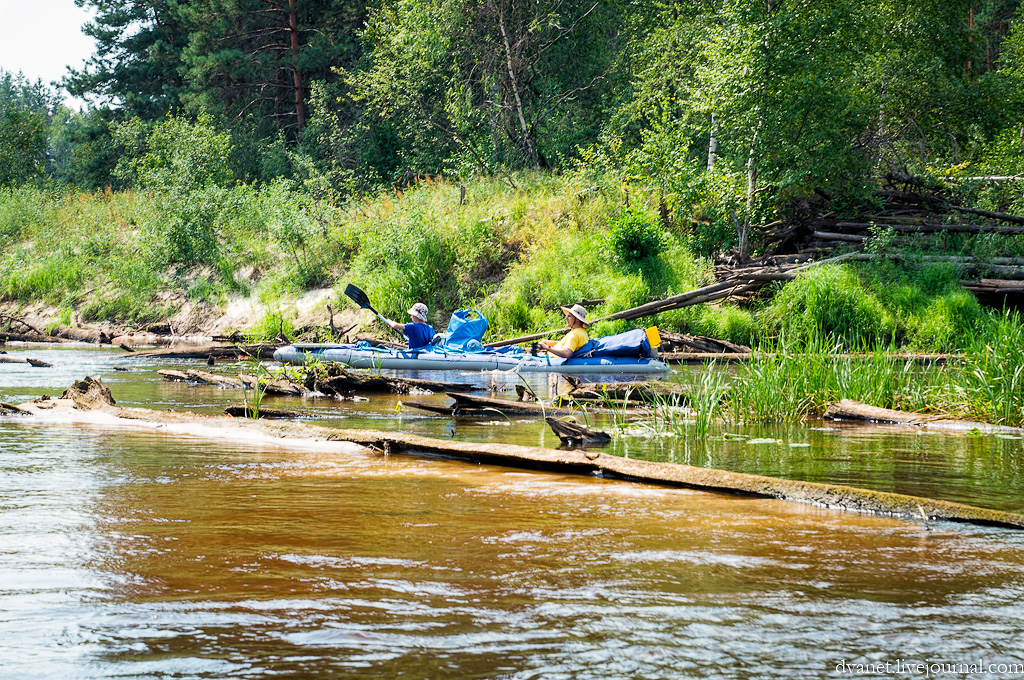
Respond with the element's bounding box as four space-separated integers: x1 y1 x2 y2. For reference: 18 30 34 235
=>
948 205 1024 226
488 254 865 348
0 356 53 367
50 325 110 344
7 388 1024 528
224 406 310 420
962 279 1024 295
658 332 750 354
545 417 611 447
405 392 581 417
157 369 309 396
824 399 1024 435
1 332 61 344
833 221 1024 236
117 344 280 360
562 379 687 404
304 364 474 395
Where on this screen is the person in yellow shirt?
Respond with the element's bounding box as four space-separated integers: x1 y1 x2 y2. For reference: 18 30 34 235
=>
539 303 591 358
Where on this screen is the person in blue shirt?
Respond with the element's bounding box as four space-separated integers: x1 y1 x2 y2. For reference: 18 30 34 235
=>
382 302 436 349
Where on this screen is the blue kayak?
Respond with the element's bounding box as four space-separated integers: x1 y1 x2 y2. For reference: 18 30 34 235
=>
273 343 670 375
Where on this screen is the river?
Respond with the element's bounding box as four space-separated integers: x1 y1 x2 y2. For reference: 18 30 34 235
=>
2 346 1024 678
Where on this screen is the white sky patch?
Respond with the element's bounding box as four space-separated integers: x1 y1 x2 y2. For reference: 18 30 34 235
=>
0 0 97 104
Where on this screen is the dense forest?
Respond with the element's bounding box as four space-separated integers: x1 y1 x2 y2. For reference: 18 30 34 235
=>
2 0 1024 350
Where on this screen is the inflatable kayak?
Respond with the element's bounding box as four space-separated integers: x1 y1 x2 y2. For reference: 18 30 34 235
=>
272 343 670 375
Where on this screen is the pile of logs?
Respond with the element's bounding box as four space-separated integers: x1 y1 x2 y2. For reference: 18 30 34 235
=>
752 175 1024 297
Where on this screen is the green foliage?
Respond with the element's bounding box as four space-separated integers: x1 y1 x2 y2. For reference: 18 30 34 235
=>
247 308 296 343
0 104 47 187
606 209 666 267
762 265 895 347
113 114 234 191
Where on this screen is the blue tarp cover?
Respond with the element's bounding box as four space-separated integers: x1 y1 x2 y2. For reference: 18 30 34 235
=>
571 329 652 359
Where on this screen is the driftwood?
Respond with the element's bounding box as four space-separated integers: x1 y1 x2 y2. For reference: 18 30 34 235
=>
406 391 580 417
1 332 61 344
545 417 611 447
156 368 307 395
0 356 53 367
0 402 26 415
118 344 280 360
830 220 1024 236
562 378 687 404
49 325 110 344
224 406 310 420
303 364 474 396
157 369 309 396
824 399 1024 435
61 376 115 410
657 332 750 354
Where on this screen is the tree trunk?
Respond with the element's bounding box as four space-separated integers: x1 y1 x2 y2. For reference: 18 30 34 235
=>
707 112 717 172
287 0 306 131
741 121 762 261
497 6 538 169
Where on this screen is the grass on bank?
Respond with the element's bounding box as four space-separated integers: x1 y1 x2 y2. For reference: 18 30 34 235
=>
0 171 1019 360
660 310 1024 428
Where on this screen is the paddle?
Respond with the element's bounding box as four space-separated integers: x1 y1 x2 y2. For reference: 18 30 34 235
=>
344 283 403 339
344 283 381 318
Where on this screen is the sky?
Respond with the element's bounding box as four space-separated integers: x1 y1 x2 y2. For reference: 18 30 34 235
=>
0 0 96 104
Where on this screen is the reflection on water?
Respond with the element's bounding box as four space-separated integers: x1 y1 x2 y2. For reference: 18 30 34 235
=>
2 423 1024 678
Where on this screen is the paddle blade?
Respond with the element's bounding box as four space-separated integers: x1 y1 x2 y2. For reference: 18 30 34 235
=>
344 284 375 312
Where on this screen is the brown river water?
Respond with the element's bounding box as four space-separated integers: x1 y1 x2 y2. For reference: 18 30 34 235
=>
2 346 1024 678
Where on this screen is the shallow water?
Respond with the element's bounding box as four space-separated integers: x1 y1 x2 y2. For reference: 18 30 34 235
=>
3 421 1024 678
3 345 1023 513
3 345 1024 677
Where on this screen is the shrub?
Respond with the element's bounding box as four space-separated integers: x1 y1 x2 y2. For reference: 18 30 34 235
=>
762 265 894 347
606 208 665 267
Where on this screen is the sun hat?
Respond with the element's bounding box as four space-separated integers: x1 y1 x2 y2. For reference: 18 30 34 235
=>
559 303 590 326
408 302 429 321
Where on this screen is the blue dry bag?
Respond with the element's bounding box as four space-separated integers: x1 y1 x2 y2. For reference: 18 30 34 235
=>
439 309 489 351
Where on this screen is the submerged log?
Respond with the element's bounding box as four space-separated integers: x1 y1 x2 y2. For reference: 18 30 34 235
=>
824 399 1024 435
118 344 280 360
319 429 1024 529
224 406 310 420
0 356 53 367
7 385 1024 528
545 417 612 448
305 365 474 395
405 392 580 417
157 369 309 396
